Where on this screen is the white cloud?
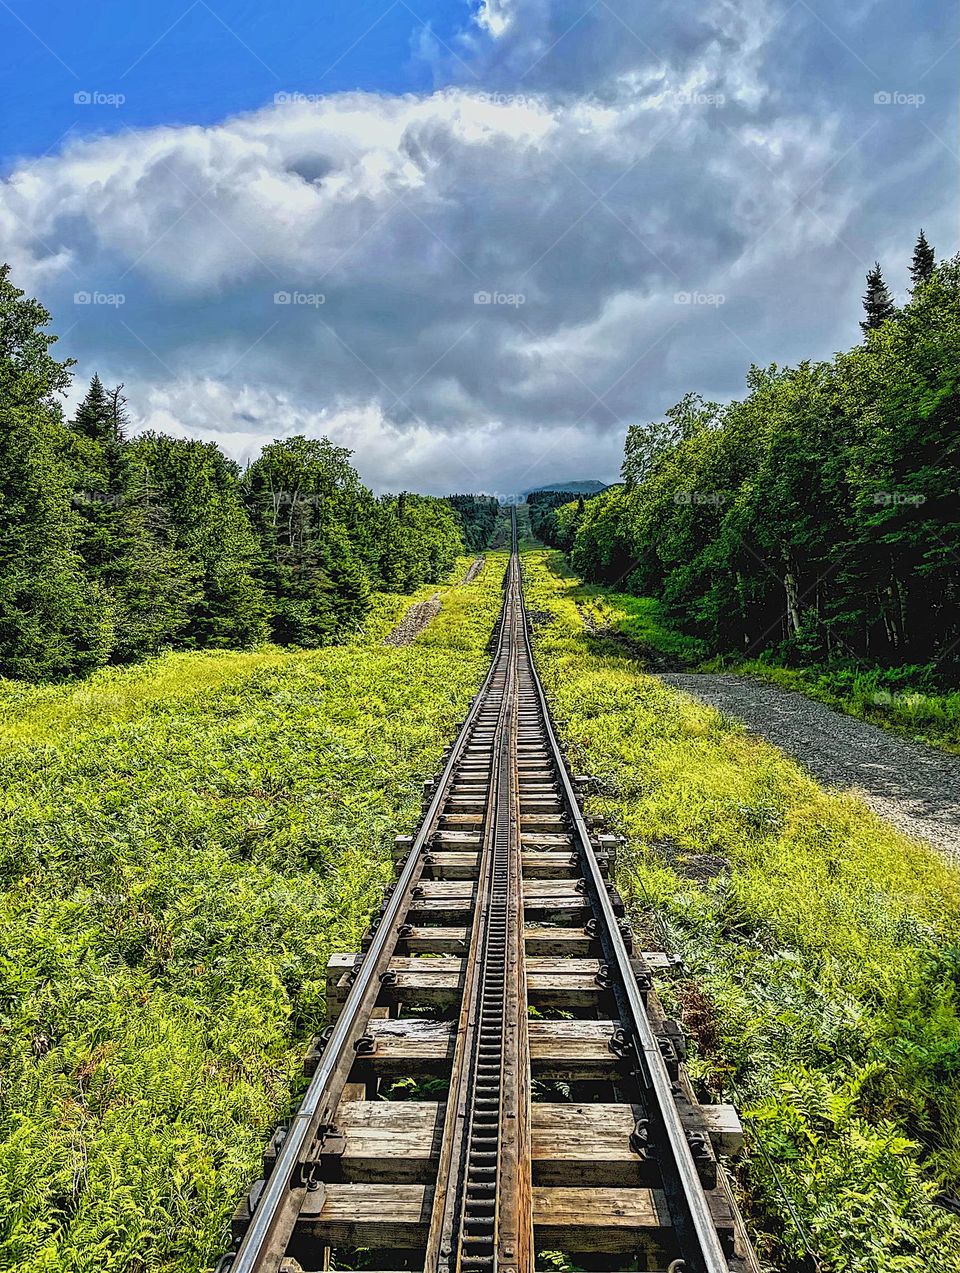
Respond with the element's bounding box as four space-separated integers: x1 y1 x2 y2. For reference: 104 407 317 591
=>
132 378 619 495
2 0 955 492
474 0 518 38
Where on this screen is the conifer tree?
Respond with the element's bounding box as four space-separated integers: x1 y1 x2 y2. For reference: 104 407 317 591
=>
130 433 269 648
67 381 198 660
0 270 472 676
0 267 111 678
860 262 896 334
244 436 377 644
73 373 115 444
909 229 935 290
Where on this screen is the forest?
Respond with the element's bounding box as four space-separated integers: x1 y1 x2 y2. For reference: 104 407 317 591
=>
0 264 497 682
532 238 960 679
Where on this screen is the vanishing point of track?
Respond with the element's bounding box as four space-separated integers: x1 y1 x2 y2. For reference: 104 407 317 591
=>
220 512 757 1273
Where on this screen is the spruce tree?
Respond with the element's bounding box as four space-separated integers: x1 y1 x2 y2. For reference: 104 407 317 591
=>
909 229 935 290
62 379 193 661
130 433 269 649
328 547 371 631
67 376 128 581
72 373 115 444
860 262 895 335
0 267 111 678
245 436 378 643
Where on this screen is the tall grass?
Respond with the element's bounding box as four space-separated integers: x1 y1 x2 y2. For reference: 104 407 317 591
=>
568 583 706 664
523 546 960 1273
0 556 507 1273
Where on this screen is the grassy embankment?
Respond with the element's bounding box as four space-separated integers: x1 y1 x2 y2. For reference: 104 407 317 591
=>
574 589 708 665
0 553 506 1273
566 565 960 754
524 544 960 1273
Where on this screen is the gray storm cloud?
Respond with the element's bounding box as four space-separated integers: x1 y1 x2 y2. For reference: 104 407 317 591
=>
1 0 954 493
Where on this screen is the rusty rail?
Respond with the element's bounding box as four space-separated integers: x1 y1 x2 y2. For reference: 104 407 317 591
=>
219 509 756 1273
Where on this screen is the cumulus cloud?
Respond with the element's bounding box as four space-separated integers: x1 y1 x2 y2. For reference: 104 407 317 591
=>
2 0 955 493
134 378 622 495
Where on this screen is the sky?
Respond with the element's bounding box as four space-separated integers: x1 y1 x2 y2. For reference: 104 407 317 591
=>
1 0 956 495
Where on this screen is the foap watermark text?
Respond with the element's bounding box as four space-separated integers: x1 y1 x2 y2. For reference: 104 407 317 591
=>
474 290 525 308
674 290 725 307
74 90 125 107
74 291 125 307
274 290 325 307
874 91 925 107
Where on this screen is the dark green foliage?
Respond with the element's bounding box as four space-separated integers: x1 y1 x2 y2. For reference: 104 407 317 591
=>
445 494 499 551
67 382 197 661
910 229 936 290
622 393 720 488
372 492 462 592
326 534 372 629
245 436 375 645
861 261 896 334
0 267 110 679
559 256 960 668
527 489 583 547
244 441 462 643
71 372 118 445
129 433 269 649
0 268 467 681
530 489 614 562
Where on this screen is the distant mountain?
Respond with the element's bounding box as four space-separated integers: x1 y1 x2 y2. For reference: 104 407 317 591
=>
523 480 608 497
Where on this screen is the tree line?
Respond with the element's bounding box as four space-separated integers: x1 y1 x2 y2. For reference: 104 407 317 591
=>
0 267 492 681
445 494 500 551
533 235 960 670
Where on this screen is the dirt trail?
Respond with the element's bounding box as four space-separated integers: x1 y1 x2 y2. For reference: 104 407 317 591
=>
461 555 485 584
383 593 442 647
658 672 960 862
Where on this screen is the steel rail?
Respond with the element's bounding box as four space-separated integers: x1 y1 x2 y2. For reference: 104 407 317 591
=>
230 509 733 1272
515 532 732 1273
429 568 517 1271
431 543 531 1273
427 532 531 1273
425 563 518 1272
230 561 515 1273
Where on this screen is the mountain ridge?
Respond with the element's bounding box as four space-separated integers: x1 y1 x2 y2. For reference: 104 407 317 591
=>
522 479 608 497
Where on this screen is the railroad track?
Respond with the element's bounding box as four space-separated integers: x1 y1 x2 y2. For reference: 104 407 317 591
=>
221 512 757 1273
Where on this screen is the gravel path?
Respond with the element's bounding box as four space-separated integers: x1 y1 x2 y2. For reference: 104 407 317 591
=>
658 673 960 862
461 556 485 584
383 594 442 646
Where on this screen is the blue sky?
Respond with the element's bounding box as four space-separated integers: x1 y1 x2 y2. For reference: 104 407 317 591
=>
0 0 956 493
0 0 463 163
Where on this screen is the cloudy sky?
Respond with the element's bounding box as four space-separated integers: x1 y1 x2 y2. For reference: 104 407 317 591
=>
1 0 955 494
